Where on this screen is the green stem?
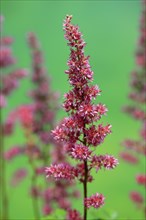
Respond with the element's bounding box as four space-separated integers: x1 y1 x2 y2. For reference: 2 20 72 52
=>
25 128 40 220
30 159 40 220
0 121 9 220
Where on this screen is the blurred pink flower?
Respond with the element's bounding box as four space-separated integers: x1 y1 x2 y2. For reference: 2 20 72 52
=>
84 193 105 209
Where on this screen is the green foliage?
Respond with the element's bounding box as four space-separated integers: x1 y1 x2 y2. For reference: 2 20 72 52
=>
41 209 66 220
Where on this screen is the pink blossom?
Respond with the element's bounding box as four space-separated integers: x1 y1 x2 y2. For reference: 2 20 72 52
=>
122 139 146 155
3 110 17 135
136 174 146 187
12 69 28 78
0 47 15 67
71 144 92 160
85 85 101 100
58 198 71 210
130 191 144 204
123 106 146 121
102 155 119 169
45 163 77 180
120 152 139 164
0 94 7 108
90 155 118 170
52 117 80 143
78 104 100 123
136 52 145 66
10 168 27 186
52 125 66 142
85 124 111 147
2 74 18 95
0 36 13 45
84 193 105 209
96 103 108 115
103 155 119 169
42 204 52 215
4 146 22 160
18 105 34 128
28 32 40 49
66 209 83 220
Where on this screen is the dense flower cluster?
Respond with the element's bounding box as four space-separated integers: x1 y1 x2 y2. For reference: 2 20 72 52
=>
71 144 92 160
46 15 118 220
84 193 105 209
121 1 146 216
46 163 77 180
90 155 118 171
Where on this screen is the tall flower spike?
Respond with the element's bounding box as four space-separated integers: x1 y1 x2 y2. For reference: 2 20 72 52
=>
27 33 78 215
121 1 146 217
0 15 27 220
46 15 118 220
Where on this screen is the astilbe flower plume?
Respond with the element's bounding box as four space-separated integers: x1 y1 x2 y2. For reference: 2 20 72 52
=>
27 33 79 216
0 15 27 220
45 15 118 220
121 1 146 216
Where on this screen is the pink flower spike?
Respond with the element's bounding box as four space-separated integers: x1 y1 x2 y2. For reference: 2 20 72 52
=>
71 144 92 161
84 193 105 209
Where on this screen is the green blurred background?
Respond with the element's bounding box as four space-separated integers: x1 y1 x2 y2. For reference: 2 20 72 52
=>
1 0 145 219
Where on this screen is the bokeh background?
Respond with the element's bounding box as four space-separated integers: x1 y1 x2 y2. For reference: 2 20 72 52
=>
1 0 145 219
